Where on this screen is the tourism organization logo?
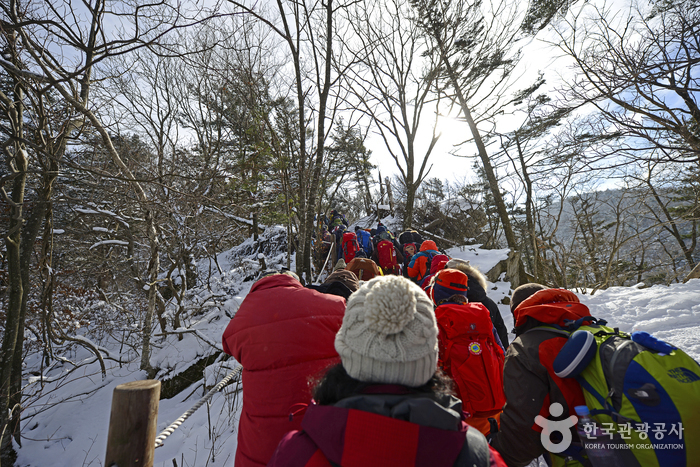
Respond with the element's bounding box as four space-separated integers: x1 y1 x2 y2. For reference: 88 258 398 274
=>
534 403 578 453
534 403 685 454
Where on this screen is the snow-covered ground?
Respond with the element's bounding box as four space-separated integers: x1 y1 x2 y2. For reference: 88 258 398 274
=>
16 235 700 467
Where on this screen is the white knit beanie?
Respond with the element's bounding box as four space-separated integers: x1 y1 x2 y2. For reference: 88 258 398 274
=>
335 275 438 387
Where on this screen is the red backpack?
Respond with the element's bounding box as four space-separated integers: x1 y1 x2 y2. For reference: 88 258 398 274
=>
376 240 401 275
342 232 360 263
435 303 505 417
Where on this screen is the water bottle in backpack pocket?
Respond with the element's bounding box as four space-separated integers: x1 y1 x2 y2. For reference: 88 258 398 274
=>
552 322 700 467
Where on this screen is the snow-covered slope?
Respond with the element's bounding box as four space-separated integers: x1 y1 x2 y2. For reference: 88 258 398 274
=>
16 235 700 467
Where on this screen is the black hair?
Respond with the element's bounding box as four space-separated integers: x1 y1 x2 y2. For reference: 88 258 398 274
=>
437 294 468 306
311 363 456 405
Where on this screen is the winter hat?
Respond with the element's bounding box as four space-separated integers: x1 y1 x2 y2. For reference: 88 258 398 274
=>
335 275 438 387
259 269 300 282
510 283 548 313
334 258 347 271
323 269 359 293
420 240 438 252
376 225 387 235
431 268 469 306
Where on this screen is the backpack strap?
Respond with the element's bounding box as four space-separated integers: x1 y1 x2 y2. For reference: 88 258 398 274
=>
523 326 570 337
454 426 489 467
562 316 608 331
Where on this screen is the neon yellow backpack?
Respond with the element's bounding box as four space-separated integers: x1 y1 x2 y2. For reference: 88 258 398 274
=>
548 317 700 466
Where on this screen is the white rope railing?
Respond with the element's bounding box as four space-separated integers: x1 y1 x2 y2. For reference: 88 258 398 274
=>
154 365 243 448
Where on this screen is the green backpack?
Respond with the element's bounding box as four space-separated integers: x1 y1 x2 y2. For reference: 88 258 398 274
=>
543 318 700 466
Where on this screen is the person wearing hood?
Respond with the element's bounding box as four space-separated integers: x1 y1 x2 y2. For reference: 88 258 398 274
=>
268 275 507 467
221 270 347 467
490 284 591 467
407 240 440 284
307 269 360 300
445 258 510 347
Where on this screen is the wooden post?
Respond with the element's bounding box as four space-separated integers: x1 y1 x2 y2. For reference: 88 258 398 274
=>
105 380 161 467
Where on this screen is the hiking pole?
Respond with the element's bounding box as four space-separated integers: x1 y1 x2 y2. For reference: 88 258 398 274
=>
315 244 334 284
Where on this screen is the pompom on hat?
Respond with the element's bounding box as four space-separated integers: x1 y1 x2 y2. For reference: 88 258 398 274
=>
335 275 438 387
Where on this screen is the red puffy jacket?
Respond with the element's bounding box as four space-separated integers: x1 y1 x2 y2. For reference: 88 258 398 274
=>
222 274 346 467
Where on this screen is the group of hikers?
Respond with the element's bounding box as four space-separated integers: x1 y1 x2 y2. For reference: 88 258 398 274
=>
316 211 427 281
221 213 700 467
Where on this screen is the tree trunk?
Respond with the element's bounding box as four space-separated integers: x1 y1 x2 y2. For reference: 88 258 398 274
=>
386 177 395 214
140 211 160 375
516 135 543 282
0 82 26 463
437 47 518 251
0 47 30 457
299 0 335 282
684 262 700 283
404 183 416 231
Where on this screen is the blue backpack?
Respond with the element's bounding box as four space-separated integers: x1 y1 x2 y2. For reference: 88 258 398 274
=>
356 230 372 255
546 318 700 467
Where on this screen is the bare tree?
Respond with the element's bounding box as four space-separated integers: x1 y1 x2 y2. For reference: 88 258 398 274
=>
551 0 700 165
344 0 442 230
225 0 354 281
0 0 222 458
629 160 698 270
408 0 530 255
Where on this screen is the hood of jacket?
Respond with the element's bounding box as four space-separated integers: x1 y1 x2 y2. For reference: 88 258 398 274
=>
249 272 302 294
513 288 590 328
420 240 438 252
465 275 489 303
300 392 468 466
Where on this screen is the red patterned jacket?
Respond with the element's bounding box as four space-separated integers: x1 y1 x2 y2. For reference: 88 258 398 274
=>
268 388 506 467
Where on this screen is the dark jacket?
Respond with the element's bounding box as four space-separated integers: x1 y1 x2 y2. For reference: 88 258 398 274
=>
465 278 509 348
268 388 507 467
222 274 346 467
489 289 589 467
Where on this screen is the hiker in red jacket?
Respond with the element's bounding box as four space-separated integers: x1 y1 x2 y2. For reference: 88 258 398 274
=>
445 258 510 348
221 271 348 467
490 284 590 467
268 275 507 467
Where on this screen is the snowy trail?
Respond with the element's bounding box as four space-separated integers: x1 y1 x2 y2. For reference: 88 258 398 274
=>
15 241 700 466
